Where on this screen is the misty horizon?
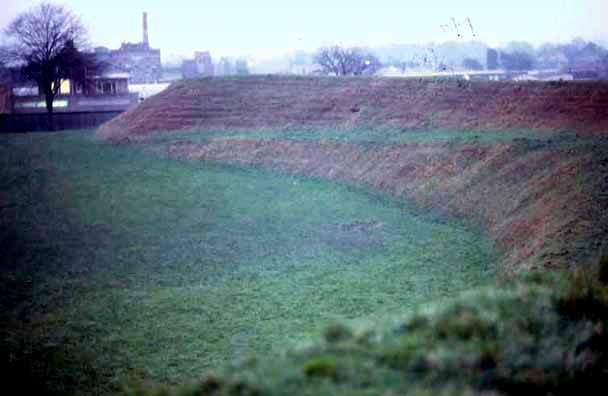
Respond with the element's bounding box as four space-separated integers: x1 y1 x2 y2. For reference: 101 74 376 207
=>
2 0 606 64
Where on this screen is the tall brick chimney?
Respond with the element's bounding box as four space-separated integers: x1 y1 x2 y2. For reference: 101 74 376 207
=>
142 12 149 47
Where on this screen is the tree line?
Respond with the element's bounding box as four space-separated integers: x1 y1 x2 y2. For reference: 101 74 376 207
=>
312 39 608 75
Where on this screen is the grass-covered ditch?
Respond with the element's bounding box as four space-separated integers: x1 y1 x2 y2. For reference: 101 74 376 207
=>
1 130 496 395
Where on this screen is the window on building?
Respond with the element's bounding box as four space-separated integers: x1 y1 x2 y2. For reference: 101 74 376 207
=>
59 80 71 95
100 81 117 95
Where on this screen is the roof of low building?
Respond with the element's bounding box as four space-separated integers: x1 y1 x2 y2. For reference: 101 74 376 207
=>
90 72 131 80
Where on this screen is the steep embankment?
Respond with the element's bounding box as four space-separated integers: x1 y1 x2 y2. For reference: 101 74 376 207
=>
97 77 608 272
167 137 607 273
98 76 608 141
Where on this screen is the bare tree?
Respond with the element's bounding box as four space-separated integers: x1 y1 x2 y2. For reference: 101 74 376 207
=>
500 50 536 71
3 3 96 129
0 46 11 65
314 46 381 76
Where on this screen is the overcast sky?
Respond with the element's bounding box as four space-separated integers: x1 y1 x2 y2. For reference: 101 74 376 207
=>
1 0 606 61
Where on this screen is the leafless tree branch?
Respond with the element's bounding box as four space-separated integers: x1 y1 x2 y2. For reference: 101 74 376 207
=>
314 46 382 76
3 3 94 129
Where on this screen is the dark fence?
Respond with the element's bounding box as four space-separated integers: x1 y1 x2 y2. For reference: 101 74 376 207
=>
0 111 122 133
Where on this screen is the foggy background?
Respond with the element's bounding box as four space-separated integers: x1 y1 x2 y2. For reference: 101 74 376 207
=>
1 0 606 67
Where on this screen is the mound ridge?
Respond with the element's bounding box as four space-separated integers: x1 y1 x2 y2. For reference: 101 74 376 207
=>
97 77 608 272
98 76 608 141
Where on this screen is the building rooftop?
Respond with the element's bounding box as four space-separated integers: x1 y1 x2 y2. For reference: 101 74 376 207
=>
89 72 131 80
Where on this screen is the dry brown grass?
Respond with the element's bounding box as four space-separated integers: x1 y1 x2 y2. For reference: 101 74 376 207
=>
98 77 608 141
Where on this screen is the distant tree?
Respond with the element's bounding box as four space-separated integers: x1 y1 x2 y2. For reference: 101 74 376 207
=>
217 57 233 76
486 48 499 70
560 39 591 66
0 62 9 85
314 46 381 76
560 40 607 70
564 38 588 55
536 43 557 56
535 43 564 69
462 58 483 71
0 46 10 65
504 41 535 56
500 51 536 71
3 3 98 129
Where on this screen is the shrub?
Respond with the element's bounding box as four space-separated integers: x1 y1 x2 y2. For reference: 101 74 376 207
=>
302 357 339 380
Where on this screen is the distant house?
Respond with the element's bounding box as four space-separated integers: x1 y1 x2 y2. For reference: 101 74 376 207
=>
182 51 214 78
195 52 214 76
377 66 404 77
76 72 130 96
568 65 605 80
9 71 137 114
376 68 510 81
216 57 233 76
1 68 139 132
181 60 197 79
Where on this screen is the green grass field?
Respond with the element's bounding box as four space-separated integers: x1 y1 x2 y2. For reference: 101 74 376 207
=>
1 130 496 394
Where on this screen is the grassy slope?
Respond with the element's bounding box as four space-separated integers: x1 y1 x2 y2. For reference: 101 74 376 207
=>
134 128 608 273
97 77 608 141
0 131 495 395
